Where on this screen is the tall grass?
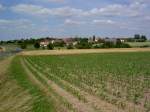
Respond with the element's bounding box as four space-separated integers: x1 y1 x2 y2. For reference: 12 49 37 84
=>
8 57 55 112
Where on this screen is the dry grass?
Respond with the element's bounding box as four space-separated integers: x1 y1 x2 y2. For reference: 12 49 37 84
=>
0 57 33 112
20 48 150 56
0 81 33 112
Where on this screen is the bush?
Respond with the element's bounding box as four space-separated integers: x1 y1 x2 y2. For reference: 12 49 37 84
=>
67 44 74 49
101 42 131 48
34 42 40 49
102 42 115 48
20 43 27 49
140 45 150 48
53 41 65 47
75 42 92 49
47 43 54 50
119 43 131 48
92 44 102 49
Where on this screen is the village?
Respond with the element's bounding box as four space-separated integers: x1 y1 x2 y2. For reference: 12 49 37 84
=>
0 34 149 52
39 36 126 48
19 34 149 49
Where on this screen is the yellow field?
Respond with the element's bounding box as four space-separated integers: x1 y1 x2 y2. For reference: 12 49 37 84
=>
20 48 150 56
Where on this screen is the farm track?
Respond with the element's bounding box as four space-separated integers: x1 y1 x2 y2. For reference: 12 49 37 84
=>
23 58 98 112
26 58 146 112
21 59 72 112
0 56 13 76
0 57 33 112
20 48 150 56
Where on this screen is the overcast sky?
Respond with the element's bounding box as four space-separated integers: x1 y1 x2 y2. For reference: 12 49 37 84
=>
0 0 150 40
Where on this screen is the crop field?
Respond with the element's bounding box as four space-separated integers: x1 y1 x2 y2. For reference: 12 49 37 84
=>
127 42 150 48
1 51 150 112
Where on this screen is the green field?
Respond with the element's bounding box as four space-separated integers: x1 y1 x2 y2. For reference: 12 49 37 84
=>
1 52 150 112
127 42 150 48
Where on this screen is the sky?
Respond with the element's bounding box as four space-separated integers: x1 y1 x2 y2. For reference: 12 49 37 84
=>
0 0 150 40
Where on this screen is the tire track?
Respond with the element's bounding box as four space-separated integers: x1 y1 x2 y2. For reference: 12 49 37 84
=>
21 59 70 112
23 59 97 112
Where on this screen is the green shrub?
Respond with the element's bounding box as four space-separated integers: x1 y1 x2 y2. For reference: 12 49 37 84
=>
67 44 74 49
92 44 102 49
47 43 54 50
34 42 40 49
140 45 150 48
20 43 27 49
75 42 92 49
102 42 115 48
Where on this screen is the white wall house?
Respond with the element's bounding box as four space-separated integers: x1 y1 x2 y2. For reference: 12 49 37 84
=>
40 40 50 47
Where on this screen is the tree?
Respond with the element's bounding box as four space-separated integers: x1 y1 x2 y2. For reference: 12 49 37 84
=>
67 44 74 49
34 42 40 49
53 41 65 47
141 35 147 42
93 35 96 41
47 43 54 50
75 38 92 49
20 43 27 49
98 38 105 43
102 42 115 48
134 34 140 39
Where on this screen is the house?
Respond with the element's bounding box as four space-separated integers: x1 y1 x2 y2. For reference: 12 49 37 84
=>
40 39 50 47
120 39 125 43
104 38 118 44
118 38 126 43
104 38 124 44
88 36 102 43
63 38 77 46
52 39 64 44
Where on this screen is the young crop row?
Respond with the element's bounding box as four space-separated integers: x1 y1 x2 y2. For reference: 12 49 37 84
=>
25 57 88 102
25 52 150 111
23 58 77 112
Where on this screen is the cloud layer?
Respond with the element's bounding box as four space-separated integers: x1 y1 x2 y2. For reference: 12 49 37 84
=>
0 4 4 11
0 0 150 40
11 2 146 17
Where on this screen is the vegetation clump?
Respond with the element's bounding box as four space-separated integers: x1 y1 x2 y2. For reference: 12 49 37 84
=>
47 43 54 50
34 42 40 49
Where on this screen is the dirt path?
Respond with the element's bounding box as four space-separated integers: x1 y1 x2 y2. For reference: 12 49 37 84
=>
23 59 97 112
0 57 34 112
0 57 13 77
20 48 150 56
21 59 69 112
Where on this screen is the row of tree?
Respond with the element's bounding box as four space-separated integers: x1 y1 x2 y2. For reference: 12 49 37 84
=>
19 38 131 50
127 34 147 42
67 38 131 49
